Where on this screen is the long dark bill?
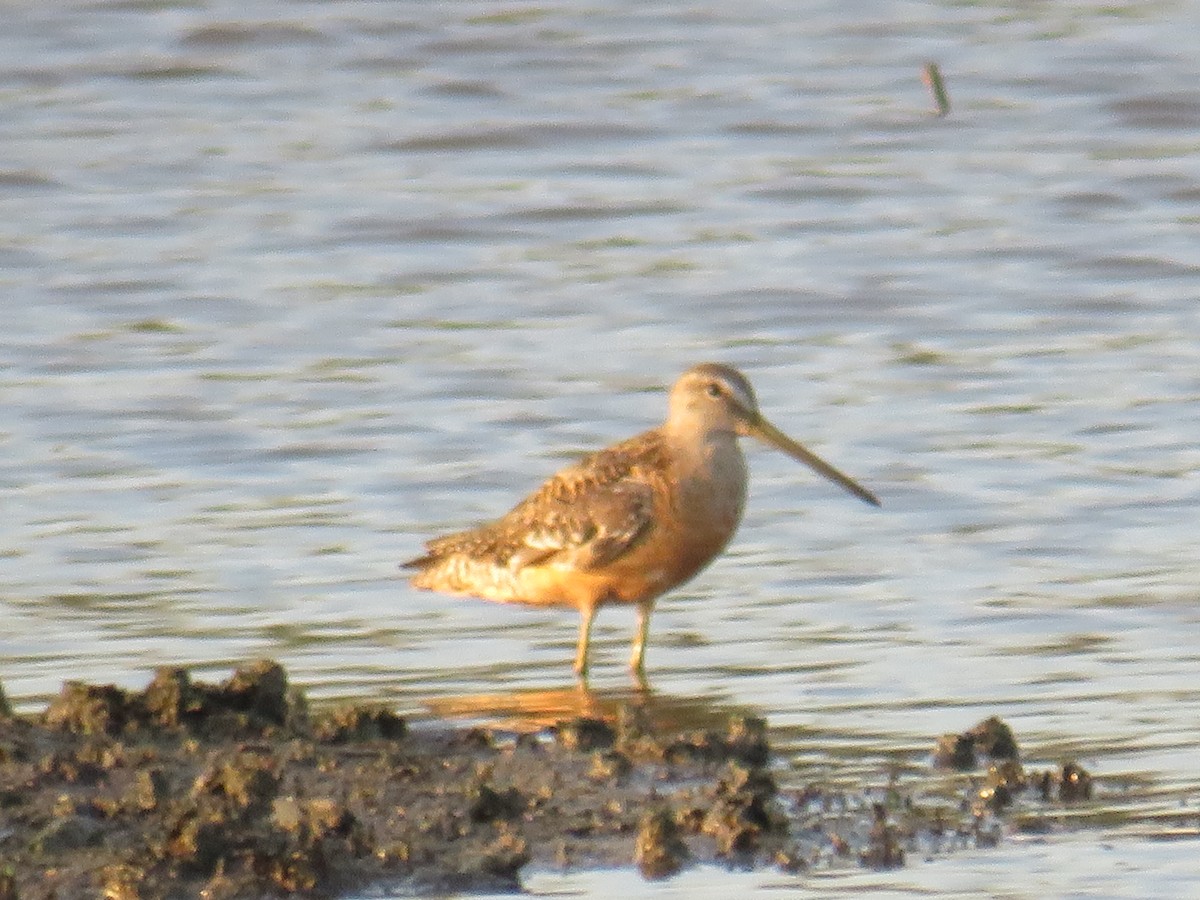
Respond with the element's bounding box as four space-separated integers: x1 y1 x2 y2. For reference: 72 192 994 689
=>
747 414 881 507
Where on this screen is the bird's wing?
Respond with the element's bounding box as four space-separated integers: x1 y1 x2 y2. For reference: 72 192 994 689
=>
505 478 655 571
411 431 667 573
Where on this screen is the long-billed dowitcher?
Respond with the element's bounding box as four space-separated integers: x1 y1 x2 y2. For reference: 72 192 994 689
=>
404 363 879 681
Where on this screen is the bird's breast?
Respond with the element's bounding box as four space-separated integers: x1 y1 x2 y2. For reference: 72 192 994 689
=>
645 437 748 581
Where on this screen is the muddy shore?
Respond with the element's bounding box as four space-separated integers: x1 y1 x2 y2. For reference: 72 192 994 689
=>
0 661 1090 899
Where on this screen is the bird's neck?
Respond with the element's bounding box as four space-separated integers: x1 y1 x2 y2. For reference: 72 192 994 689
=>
667 428 748 528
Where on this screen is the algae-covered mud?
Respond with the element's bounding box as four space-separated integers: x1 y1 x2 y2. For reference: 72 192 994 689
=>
0 662 1096 899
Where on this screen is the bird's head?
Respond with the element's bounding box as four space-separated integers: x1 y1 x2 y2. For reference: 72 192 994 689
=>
668 363 880 507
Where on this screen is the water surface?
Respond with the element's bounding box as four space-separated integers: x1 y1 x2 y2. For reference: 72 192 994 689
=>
3 1 1200 895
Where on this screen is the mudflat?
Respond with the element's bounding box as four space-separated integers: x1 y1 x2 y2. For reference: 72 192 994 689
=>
0 661 1086 899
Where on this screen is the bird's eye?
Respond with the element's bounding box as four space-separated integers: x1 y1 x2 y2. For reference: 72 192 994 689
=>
705 383 721 398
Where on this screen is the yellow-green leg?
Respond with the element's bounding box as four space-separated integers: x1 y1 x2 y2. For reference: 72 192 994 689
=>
629 602 653 681
574 604 597 681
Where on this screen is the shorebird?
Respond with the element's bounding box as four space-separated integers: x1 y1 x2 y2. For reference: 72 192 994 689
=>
404 363 879 681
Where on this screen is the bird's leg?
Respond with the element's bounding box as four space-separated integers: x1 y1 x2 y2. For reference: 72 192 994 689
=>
573 603 597 682
629 601 653 680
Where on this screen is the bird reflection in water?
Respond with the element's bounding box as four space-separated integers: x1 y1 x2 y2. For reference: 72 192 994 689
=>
425 683 759 737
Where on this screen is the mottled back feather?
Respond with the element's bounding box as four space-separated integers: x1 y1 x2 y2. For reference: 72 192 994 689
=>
404 429 672 577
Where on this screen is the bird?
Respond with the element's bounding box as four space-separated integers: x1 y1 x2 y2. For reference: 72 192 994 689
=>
403 363 879 682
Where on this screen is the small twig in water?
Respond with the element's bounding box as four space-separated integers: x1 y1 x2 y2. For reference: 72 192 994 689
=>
922 62 951 117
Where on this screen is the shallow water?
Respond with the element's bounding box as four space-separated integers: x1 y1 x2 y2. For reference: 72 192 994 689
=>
3 0 1200 894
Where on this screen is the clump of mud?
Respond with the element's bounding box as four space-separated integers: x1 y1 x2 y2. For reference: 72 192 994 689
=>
0 667 1097 899
934 715 1019 770
635 807 689 878
933 716 1095 821
41 660 305 740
